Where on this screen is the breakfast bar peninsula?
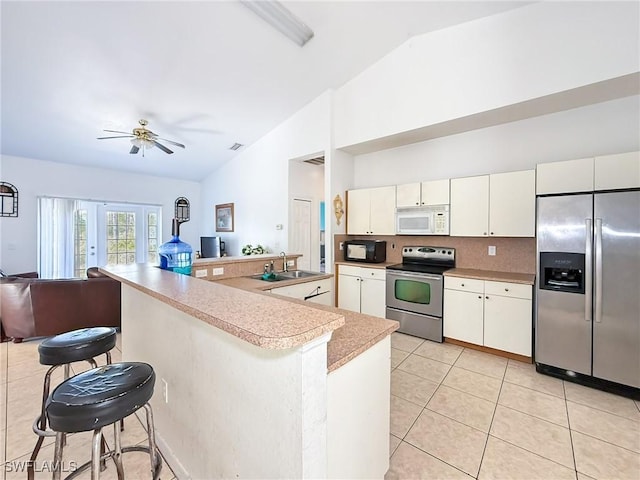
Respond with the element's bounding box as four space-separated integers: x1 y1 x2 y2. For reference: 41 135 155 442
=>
101 264 397 479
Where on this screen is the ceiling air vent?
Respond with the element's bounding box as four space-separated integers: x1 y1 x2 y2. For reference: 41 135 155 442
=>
304 156 324 165
229 143 244 151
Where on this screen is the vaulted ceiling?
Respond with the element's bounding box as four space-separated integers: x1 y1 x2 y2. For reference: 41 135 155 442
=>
1 1 532 181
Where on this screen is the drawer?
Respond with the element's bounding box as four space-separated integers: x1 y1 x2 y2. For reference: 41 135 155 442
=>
485 281 532 300
338 265 361 277
359 267 386 281
444 276 484 293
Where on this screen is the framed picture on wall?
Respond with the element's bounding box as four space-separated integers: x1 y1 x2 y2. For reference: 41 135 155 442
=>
216 203 234 232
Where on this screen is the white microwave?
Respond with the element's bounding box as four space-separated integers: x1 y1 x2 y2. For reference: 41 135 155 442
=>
396 205 450 235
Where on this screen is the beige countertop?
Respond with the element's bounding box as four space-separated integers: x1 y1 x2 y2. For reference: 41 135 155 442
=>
218 273 399 372
100 264 345 350
445 268 535 285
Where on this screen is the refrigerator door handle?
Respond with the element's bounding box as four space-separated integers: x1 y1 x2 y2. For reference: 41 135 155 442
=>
595 218 603 323
585 218 593 322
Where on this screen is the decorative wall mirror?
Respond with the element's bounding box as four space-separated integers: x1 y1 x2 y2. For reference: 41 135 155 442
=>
175 197 190 222
0 182 18 217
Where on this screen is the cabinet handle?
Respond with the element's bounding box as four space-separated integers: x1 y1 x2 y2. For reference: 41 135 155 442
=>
416 202 419 206
504 288 509 292
483 232 487 236
461 283 465 287
486 296 489 299
490 232 494 235
478 295 482 299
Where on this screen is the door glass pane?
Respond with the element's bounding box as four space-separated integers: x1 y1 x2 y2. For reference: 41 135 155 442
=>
147 212 158 263
73 209 88 277
395 279 431 304
106 211 136 266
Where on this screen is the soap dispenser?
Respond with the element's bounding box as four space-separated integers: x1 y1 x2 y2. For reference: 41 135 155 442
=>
158 218 193 275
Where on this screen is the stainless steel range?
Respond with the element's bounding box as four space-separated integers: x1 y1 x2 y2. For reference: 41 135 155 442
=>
386 246 455 342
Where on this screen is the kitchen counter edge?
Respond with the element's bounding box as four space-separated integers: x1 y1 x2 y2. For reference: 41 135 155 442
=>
100 264 345 350
444 268 535 285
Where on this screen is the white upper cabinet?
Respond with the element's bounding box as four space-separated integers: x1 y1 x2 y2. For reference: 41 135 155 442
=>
421 179 450 205
450 175 490 237
396 180 450 208
451 171 535 237
536 157 594 194
489 170 536 237
537 152 640 194
594 151 640 191
347 186 396 235
396 183 421 207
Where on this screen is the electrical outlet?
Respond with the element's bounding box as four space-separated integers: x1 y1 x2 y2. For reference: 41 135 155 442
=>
212 267 224 275
195 269 207 278
162 378 169 403
488 246 497 256
276 224 283 230
339 242 344 250
287 260 295 267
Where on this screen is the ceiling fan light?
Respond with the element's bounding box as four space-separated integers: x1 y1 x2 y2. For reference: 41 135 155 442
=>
131 137 154 149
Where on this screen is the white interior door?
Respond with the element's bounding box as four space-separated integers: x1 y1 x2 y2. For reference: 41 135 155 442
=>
291 198 312 271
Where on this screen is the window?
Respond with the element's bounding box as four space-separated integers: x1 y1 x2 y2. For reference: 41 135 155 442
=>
106 211 137 266
74 209 88 277
147 212 158 263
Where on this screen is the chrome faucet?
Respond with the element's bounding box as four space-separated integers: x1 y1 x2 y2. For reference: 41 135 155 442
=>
280 251 288 272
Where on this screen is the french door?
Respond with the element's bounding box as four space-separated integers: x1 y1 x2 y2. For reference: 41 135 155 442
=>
73 201 161 276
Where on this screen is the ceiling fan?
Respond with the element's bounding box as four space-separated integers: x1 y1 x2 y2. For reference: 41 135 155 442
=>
97 119 186 156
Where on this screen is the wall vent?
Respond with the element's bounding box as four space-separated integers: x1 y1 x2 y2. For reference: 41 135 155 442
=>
303 156 324 165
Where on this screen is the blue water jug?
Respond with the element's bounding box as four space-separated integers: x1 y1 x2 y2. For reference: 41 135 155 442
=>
158 219 193 275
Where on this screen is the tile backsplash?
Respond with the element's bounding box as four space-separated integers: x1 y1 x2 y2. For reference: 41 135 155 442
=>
334 234 536 274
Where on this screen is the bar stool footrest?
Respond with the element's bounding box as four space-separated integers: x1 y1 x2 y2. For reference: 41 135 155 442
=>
63 445 162 480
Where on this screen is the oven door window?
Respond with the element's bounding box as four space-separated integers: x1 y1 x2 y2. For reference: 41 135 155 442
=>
394 279 431 304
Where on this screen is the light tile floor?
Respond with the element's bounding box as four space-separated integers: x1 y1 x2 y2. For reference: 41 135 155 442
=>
0 334 175 480
387 332 640 480
3 332 639 479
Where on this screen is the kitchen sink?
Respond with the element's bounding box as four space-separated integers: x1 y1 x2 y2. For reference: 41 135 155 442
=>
277 270 322 279
251 270 324 282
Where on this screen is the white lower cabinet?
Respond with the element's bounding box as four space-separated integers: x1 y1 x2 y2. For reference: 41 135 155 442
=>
444 277 532 357
270 278 333 306
338 265 386 318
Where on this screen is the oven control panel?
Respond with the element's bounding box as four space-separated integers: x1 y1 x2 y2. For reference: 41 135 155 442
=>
402 246 455 263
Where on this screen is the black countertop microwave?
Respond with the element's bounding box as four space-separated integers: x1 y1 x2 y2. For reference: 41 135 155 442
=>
344 240 387 263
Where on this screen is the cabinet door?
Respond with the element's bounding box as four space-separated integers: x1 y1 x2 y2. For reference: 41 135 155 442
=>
338 274 361 313
360 268 385 318
347 189 370 235
396 183 421 207
536 157 594 194
450 176 489 237
595 151 640 191
421 179 450 205
489 170 535 237
369 186 396 235
360 278 386 318
484 294 532 356
443 289 483 344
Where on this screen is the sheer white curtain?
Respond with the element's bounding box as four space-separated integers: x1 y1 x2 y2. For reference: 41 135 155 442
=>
37 197 78 278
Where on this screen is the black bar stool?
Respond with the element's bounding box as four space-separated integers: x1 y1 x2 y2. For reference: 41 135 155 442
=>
45 362 161 480
29 327 118 480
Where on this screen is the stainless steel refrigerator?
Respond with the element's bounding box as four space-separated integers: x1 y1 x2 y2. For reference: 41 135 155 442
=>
536 190 640 391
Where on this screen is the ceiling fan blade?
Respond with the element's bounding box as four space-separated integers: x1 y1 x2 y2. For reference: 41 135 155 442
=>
103 129 133 135
130 145 140 154
97 135 135 140
152 140 174 154
158 137 185 149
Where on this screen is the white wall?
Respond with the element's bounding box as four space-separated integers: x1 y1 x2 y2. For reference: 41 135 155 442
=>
0 155 201 274
334 1 640 149
200 91 331 257
353 96 640 188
